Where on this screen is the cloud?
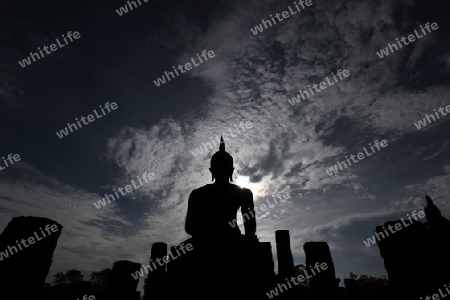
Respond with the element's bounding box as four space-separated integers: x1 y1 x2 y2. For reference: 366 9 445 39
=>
0 163 137 276
101 0 449 276
2 0 449 286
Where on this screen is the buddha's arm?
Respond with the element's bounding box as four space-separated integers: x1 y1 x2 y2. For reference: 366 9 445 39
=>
185 191 197 236
241 189 256 236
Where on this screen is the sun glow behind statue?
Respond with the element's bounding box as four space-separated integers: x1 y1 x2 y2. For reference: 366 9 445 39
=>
233 175 257 193
234 175 252 188
232 174 281 203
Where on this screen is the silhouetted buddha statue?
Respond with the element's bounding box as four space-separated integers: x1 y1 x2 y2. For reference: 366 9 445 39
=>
185 136 257 250
176 139 269 299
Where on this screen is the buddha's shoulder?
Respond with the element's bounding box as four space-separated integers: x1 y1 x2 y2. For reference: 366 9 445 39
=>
190 184 214 193
231 184 253 196
190 184 252 195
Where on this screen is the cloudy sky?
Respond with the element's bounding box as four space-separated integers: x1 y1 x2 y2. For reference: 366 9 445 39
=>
1 0 449 292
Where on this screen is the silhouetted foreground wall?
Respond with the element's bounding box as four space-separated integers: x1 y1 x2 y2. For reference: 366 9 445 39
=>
0 216 62 299
147 237 276 300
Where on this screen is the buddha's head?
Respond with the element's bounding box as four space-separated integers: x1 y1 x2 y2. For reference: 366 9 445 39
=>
210 136 234 183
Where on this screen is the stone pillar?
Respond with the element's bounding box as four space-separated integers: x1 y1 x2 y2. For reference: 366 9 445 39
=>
303 241 337 299
149 242 167 274
423 196 450 284
260 242 275 277
376 220 432 299
110 260 141 300
143 242 167 300
275 230 295 278
0 216 62 299
257 241 276 295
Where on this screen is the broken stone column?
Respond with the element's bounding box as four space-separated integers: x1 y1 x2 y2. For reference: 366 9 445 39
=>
260 241 275 278
275 230 295 278
303 241 337 298
143 242 167 300
110 260 141 300
376 220 432 299
423 196 450 283
0 216 63 299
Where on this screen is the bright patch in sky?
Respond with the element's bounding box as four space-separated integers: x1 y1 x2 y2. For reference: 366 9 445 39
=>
234 175 253 189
